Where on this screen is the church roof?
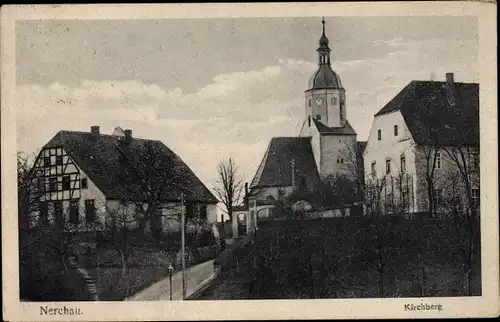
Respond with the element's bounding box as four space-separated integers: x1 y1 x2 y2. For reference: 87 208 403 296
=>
43 130 218 203
250 137 321 189
313 118 357 136
308 65 343 90
374 80 479 146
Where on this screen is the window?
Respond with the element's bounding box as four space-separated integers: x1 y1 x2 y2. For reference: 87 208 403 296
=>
49 177 58 191
43 156 51 167
186 201 195 218
433 188 443 206
400 155 406 173
471 152 479 170
199 204 207 220
472 188 480 208
54 201 64 228
39 202 48 225
377 129 382 141
371 161 376 176
332 97 337 105
81 178 88 189
56 155 63 166
85 199 96 222
316 114 321 120
435 152 442 169
69 200 79 224
37 177 45 192
394 125 399 136
385 159 391 174
62 175 71 190
308 99 311 107
308 116 311 127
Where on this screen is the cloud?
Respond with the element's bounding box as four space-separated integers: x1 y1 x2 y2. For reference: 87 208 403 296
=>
16 39 478 190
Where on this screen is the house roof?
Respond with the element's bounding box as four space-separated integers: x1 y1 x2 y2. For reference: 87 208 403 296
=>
313 118 357 136
249 137 321 189
374 80 479 146
43 130 218 203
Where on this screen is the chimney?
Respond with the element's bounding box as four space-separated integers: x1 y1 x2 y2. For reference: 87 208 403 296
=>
90 126 100 135
445 72 456 105
124 129 132 141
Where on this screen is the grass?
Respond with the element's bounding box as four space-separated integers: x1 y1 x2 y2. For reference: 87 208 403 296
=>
83 244 218 300
88 265 172 300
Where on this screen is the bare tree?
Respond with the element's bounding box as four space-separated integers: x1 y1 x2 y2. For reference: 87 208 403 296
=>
17 151 43 229
440 145 480 295
213 157 245 238
116 140 186 238
414 143 442 217
339 142 365 197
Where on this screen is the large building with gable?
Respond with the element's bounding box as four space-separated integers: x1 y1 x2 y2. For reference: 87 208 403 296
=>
28 125 218 233
363 73 480 215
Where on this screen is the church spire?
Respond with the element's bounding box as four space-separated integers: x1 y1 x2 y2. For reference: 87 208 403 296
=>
317 17 331 65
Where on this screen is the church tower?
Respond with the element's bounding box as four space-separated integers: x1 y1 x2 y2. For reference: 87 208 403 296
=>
304 18 346 128
300 18 357 179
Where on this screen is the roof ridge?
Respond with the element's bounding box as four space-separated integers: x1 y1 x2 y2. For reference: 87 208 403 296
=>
58 129 155 141
412 80 478 85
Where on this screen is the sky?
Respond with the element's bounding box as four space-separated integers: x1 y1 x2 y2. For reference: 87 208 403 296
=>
16 16 478 196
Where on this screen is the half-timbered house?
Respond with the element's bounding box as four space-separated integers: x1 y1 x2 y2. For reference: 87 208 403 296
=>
29 126 218 233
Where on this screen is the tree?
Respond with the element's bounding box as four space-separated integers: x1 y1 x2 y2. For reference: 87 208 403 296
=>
414 143 442 217
17 151 42 229
339 142 365 197
116 140 187 239
440 145 480 295
213 157 244 239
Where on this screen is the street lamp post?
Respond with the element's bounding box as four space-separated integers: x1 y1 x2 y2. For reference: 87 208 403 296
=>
180 192 187 300
168 264 174 301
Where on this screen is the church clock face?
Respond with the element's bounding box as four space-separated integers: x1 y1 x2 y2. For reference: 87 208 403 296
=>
315 97 324 106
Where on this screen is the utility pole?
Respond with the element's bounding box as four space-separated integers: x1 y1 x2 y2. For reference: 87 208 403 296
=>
291 158 296 187
180 192 186 300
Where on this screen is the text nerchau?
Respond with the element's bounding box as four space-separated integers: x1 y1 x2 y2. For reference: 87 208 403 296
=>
404 302 443 312
40 306 83 316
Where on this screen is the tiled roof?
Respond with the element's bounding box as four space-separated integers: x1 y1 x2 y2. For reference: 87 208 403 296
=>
250 137 321 188
374 80 479 146
313 118 357 136
44 131 218 203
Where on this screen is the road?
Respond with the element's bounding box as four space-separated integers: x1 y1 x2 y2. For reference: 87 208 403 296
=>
126 259 215 301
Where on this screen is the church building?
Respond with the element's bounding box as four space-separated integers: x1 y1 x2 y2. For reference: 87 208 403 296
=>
247 19 364 226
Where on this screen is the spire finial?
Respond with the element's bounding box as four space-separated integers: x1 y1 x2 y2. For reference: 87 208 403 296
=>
321 17 325 34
